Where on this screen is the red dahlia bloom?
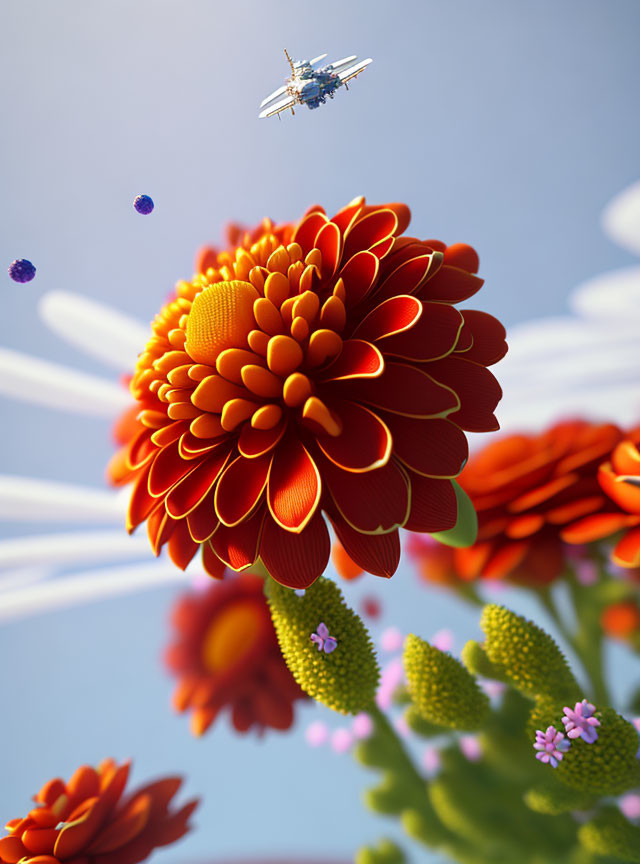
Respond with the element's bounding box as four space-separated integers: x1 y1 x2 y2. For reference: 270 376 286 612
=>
409 420 627 586
165 574 307 735
563 438 640 567
109 197 506 588
0 760 197 864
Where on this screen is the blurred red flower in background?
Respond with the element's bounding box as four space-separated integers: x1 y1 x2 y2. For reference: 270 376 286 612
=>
601 600 640 646
409 420 630 586
165 574 307 736
109 197 506 588
0 760 196 864
563 438 640 567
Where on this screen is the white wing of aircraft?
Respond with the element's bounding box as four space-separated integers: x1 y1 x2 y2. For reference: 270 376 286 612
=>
337 57 373 84
258 93 297 119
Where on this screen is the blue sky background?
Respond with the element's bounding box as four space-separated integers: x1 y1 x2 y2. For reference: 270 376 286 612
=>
0 1 639 862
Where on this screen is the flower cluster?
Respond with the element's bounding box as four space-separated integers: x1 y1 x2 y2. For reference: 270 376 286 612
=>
562 699 600 743
109 197 506 588
534 726 571 768
534 701 600 769
0 760 197 864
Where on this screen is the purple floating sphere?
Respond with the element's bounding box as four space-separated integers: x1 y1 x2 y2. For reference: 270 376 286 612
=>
8 259 36 283
134 194 154 215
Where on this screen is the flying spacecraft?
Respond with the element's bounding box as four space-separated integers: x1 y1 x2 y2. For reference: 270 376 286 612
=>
258 50 372 119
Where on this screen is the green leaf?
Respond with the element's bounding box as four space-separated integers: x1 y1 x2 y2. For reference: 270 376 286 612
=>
430 481 478 548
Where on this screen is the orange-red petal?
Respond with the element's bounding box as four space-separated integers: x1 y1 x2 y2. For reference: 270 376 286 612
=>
267 437 321 532
214 453 272 527
318 401 392 472
260 512 330 588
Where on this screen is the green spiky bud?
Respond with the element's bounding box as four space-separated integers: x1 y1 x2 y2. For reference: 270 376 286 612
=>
403 634 489 731
461 639 507 681
405 705 445 738
578 807 640 863
355 838 406 864
401 806 457 849
428 754 575 860
365 772 410 815
266 576 379 714
524 782 596 814
481 605 578 701
555 707 640 795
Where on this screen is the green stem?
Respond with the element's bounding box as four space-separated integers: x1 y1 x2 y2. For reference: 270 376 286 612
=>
538 587 575 650
368 703 427 791
567 571 611 706
538 568 611 706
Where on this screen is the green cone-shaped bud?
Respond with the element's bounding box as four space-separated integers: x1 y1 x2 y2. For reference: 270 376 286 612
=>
365 772 410 815
401 806 458 849
461 639 507 681
481 605 578 701
405 705 445 738
266 575 379 714
404 634 489 730
555 707 640 795
524 782 596 814
355 838 406 864
578 807 640 863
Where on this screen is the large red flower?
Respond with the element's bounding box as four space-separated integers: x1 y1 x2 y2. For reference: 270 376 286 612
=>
0 760 197 864
409 420 626 586
563 437 640 567
109 197 506 588
165 574 307 735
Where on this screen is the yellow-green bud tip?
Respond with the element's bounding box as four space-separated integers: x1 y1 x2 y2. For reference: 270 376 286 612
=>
481 604 578 701
403 634 489 731
266 575 379 714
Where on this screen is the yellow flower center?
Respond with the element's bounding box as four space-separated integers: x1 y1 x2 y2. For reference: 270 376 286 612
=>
200 600 264 673
186 280 259 365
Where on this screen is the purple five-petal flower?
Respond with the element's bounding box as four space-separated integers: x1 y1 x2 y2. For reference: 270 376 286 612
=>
534 725 571 768
562 699 600 743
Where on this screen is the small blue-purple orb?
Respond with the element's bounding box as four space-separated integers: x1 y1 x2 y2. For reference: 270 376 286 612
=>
134 194 154 215
8 259 36 283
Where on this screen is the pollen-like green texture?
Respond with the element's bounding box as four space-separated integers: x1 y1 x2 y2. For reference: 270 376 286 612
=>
555 707 640 795
578 807 640 863
403 634 489 730
265 575 379 714
480 605 578 701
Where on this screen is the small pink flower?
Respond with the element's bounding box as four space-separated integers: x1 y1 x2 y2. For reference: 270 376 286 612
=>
422 747 440 775
575 560 598 586
331 728 353 753
431 628 454 652
380 627 404 653
352 712 373 739
534 726 571 768
460 735 482 762
619 793 640 820
376 658 404 710
305 721 329 747
480 679 506 700
394 715 410 738
562 700 600 743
